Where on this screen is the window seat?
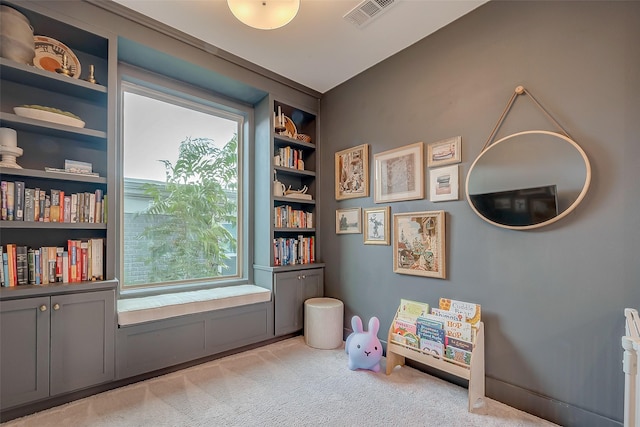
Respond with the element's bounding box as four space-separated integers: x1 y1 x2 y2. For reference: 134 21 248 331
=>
117 284 271 326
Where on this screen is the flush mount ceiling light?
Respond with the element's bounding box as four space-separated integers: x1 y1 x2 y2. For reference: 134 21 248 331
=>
227 0 300 30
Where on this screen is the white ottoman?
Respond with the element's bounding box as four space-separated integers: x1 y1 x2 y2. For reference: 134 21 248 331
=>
304 297 344 349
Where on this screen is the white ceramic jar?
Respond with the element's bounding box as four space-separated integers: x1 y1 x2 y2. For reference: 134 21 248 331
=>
0 5 35 64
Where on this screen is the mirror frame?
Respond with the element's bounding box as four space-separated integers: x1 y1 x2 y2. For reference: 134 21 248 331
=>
465 130 592 230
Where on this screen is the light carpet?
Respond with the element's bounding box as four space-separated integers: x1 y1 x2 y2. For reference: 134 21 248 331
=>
2 336 558 426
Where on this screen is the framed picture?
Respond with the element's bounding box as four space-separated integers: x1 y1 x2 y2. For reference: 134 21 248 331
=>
429 164 459 202
363 206 391 245
336 207 362 234
393 210 446 279
374 142 424 203
335 144 369 200
427 136 461 168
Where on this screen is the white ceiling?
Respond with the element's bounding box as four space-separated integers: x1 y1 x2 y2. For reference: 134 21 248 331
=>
113 0 486 94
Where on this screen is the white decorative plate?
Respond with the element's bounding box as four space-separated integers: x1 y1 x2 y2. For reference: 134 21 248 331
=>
33 35 81 78
14 106 85 128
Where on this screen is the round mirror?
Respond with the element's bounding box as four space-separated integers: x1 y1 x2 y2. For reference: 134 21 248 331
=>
466 130 591 230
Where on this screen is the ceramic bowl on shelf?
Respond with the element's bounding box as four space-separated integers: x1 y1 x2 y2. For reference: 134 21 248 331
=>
14 106 86 128
0 5 35 65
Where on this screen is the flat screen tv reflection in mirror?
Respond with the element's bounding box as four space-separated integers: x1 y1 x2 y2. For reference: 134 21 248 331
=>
469 185 558 227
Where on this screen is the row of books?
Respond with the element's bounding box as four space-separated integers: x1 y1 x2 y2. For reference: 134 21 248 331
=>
391 298 482 366
274 205 313 228
1 239 104 287
1 181 106 224
273 236 315 266
274 146 305 171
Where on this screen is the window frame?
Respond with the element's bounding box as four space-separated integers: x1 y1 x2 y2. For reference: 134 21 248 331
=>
117 63 253 296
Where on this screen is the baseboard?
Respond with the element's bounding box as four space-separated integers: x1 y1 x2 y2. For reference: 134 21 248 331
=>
486 377 621 427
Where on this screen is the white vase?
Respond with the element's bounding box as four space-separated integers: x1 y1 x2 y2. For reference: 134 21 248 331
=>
0 5 35 65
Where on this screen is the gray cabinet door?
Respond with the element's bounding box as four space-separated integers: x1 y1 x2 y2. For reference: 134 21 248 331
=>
50 290 115 395
274 268 324 336
0 297 50 409
274 271 300 335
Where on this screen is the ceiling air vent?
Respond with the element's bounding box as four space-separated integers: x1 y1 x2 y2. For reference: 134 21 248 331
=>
343 0 397 29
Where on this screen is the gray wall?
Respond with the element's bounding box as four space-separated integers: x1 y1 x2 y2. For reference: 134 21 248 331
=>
320 1 639 426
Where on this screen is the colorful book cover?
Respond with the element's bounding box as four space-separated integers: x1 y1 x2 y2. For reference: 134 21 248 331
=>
430 307 465 322
16 245 28 285
439 298 482 326
50 189 60 222
444 345 472 366
418 324 446 357
399 299 430 320
27 248 36 284
445 336 473 352
2 251 9 287
420 338 445 357
33 188 40 221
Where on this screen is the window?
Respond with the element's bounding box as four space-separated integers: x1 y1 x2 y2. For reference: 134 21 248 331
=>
121 81 244 289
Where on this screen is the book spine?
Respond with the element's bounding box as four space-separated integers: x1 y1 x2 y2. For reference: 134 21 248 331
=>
34 249 41 285
15 245 28 285
80 241 88 281
38 190 46 221
62 251 69 283
89 193 96 223
8 244 17 286
2 251 9 287
47 247 56 284
24 188 35 222
1 181 7 220
6 182 14 221
40 247 48 285
70 193 78 223
50 189 61 222
56 247 64 282
27 248 36 284
14 181 25 221
59 191 65 222
34 188 40 221
63 195 71 223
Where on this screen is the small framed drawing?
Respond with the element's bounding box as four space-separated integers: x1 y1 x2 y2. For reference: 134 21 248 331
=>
335 144 369 200
374 141 424 203
336 207 362 234
429 164 459 202
427 136 461 168
393 210 446 279
363 206 390 245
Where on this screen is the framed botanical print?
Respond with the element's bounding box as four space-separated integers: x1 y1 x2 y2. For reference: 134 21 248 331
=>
335 144 369 200
393 210 446 279
374 142 424 203
363 206 390 245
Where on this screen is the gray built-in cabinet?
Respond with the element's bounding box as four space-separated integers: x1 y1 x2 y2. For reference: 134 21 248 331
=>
0 0 117 413
254 96 324 335
0 282 116 410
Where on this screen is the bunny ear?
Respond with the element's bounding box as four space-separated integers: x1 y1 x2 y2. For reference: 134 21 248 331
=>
368 317 380 335
351 315 363 333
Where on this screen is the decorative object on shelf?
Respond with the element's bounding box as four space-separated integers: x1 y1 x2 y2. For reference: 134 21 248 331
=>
296 133 312 143
335 207 361 234
278 115 297 138
84 64 97 84
33 35 81 78
274 106 286 132
13 105 85 128
227 0 300 30
273 169 285 197
393 210 446 279
55 53 72 77
374 141 424 203
345 315 383 372
0 5 35 65
335 143 369 200
363 206 390 245
0 127 23 169
429 164 459 202
427 136 462 168
466 85 591 230
284 185 311 200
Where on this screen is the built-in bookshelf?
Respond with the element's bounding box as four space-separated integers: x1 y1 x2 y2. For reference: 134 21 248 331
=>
0 1 113 289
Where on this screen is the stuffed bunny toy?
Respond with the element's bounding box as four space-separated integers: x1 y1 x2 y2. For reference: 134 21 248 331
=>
345 315 383 372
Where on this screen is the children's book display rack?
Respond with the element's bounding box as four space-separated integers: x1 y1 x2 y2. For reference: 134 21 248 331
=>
385 306 487 414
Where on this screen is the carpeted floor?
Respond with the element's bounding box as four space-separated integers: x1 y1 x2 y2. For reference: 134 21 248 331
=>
2 336 558 426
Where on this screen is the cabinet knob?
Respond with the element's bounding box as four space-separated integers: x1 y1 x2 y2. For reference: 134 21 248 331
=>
302 275 306 279
53 303 60 311
39 304 47 312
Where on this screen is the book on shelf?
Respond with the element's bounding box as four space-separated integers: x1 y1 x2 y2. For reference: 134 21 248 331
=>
399 299 430 320
444 345 472 366
6 182 14 220
439 298 482 327
2 249 9 287
50 189 61 222
1 181 7 220
14 181 24 221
